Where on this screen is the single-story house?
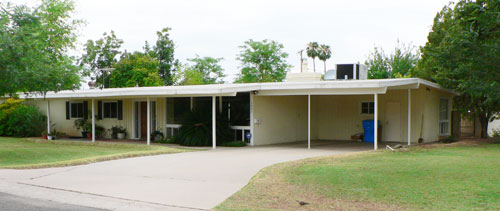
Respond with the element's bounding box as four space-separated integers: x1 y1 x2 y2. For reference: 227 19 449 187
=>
3 74 456 150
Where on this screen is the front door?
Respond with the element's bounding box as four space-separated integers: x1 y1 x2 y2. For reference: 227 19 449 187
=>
385 102 401 142
141 102 147 139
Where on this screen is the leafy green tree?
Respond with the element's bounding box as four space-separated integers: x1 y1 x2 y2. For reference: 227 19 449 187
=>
80 31 123 88
318 44 332 74
0 0 82 97
154 27 179 85
179 67 205 85
235 39 291 83
187 56 225 84
365 41 419 79
365 47 390 79
415 0 500 138
306 42 319 72
109 52 163 87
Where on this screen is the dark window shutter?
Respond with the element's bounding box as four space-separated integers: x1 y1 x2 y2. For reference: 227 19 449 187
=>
98 101 102 120
65 102 70 119
83 101 88 119
117 100 123 120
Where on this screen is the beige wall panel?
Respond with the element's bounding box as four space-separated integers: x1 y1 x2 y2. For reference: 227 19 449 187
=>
253 95 307 145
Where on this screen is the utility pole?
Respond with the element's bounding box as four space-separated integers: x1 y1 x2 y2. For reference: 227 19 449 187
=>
297 49 304 72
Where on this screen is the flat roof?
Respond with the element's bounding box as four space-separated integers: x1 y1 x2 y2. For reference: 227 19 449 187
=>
12 78 457 99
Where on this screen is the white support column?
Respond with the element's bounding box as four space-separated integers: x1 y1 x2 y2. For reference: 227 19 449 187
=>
212 96 216 149
408 88 411 146
307 95 311 149
190 97 194 111
147 97 151 145
46 100 51 135
249 93 254 146
374 94 378 150
92 99 95 143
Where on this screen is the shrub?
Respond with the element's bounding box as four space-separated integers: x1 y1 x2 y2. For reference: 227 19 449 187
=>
442 135 457 143
173 110 232 146
0 98 25 135
491 127 500 138
73 119 87 131
4 104 46 137
95 125 106 138
110 125 127 139
221 141 247 147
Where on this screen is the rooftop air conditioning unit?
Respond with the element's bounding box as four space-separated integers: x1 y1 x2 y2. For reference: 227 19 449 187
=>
324 64 367 80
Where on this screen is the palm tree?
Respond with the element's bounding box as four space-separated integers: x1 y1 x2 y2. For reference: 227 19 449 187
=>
306 42 319 72
318 44 332 74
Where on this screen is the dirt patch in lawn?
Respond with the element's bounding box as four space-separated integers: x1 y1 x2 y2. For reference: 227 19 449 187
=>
419 138 494 149
216 159 407 211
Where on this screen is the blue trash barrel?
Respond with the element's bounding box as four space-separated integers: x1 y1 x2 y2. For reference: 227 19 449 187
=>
362 119 380 143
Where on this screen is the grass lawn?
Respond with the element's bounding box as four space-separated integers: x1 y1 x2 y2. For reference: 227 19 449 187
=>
0 137 197 169
217 140 500 210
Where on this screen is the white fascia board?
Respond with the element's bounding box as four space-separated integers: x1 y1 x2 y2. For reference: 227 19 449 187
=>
11 78 457 99
256 87 387 96
417 79 458 95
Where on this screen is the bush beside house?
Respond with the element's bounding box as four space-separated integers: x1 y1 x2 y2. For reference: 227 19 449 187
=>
172 110 232 146
0 98 46 137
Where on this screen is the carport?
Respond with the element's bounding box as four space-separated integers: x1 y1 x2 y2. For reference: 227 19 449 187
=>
251 80 421 150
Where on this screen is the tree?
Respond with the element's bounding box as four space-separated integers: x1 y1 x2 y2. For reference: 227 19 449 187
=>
179 67 205 85
318 44 332 74
365 47 390 79
306 42 319 72
154 27 178 85
0 0 83 97
235 39 291 83
109 52 163 87
80 31 123 88
415 0 500 138
365 41 419 79
186 56 225 84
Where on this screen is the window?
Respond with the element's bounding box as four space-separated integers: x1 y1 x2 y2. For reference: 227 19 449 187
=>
361 102 374 114
166 97 190 124
439 98 450 135
70 102 84 118
223 92 250 126
103 102 118 118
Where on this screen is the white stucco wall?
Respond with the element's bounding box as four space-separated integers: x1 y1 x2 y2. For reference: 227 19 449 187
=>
252 95 308 145
27 97 167 139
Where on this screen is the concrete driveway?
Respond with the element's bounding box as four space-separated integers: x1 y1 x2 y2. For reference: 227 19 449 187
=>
0 141 371 210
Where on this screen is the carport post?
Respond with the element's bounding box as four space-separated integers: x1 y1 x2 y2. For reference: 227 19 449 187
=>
212 96 216 149
92 99 95 143
46 100 50 135
408 88 411 146
308 94 311 149
147 97 151 145
374 94 378 150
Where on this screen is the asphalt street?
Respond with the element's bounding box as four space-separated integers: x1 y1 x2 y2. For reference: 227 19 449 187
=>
0 192 107 211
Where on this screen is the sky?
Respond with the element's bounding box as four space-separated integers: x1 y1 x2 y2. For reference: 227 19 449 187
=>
13 0 451 82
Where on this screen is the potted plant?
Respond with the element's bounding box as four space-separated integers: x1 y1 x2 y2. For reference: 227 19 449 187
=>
151 130 164 141
111 126 127 139
48 129 61 140
47 132 54 140
95 125 105 138
74 119 88 138
83 122 93 140
42 131 48 140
